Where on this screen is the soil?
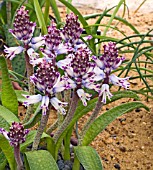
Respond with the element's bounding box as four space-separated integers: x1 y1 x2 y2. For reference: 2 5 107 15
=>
3 4 153 170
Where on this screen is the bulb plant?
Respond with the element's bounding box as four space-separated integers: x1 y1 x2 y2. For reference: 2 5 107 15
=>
0 0 151 170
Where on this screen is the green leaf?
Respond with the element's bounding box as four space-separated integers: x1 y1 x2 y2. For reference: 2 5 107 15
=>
20 130 53 152
11 53 26 80
0 56 18 115
50 0 61 23
0 136 16 170
74 146 103 170
0 105 19 125
33 0 47 34
25 150 58 170
82 102 149 145
54 91 140 158
0 115 10 131
15 90 29 103
0 151 7 170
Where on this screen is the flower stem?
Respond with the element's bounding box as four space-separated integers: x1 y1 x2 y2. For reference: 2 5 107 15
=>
53 90 79 143
32 107 50 150
23 49 35 123
79 96 103 144
14 145 24 170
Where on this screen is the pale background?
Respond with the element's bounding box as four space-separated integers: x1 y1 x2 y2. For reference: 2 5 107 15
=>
57 0 153 13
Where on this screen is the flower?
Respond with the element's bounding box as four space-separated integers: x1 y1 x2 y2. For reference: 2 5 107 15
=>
5 6 44 60
4 46 24 60
99 84 113 104
23 58 68 115
0 122 29 147
109 74 130 89
9 6 36 44
92 42 130 103
77 89 92 106
58 46 99 106
61 13 88 54
50 97 67 115
40 20 66 59
62 13 83 46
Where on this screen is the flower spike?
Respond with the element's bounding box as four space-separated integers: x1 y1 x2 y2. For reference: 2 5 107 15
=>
0 122 29 147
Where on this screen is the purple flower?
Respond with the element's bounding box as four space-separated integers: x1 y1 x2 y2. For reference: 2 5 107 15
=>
40 21 67 59
23 58 68 115
58 47 100 106
92 42 130 103
0 122 29 147
5 6 44 60
9 6 36 44
62 13 83 46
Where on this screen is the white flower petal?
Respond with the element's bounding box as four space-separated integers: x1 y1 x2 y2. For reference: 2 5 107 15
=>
99 84 113 104
4 46 24 60
27 48 39 59
56 58 72 69
41 96 50 115
92 55 104 69
50 97 67 115
77 89 92 106
93 66 105 81
30 40 45 50
109 74 130 89
56 43 68 55
22 94 42 106
0 128 10 140
31 36 44 44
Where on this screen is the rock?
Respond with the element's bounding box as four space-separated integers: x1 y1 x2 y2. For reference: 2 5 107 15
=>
119 146 126 152
114 163 121 170
105 138 113 144
57 160 65 170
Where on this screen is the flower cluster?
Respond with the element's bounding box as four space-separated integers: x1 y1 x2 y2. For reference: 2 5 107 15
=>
4 5 130 114
4 6 44 60
23 58 67 115
0 122 29 147
62 13 83 47
92 42 130 103
58 46 100 106
9 6 36 44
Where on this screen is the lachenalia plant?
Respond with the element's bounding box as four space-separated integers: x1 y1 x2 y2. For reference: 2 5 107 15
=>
0 5 149 170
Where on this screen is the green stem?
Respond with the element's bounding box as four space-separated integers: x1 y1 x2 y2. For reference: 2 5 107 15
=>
14 145 24 170
32 107 50 150
72 155 80 170
53 90 79 143
63 128 73 160
79 96 103 145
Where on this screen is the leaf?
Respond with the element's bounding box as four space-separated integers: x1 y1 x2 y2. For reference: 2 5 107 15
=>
0 151 7 170
25 150 58 170
11 53 26 80
0 136 16 170
33 0 47 34
0 56 18 115
82 102 149 146
0 105 19 125
50 0 61 23
20 130 53 152
54 91 140 158
74 146 103 170
15 90 29 103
